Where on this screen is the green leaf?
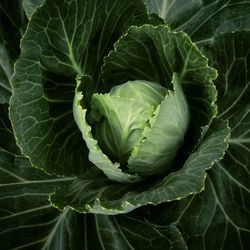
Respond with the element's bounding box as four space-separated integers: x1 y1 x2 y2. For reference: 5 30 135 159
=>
22 0 45 19
10 0 148 176
144 0 250 45
161 30 250 250
0 1 26 56
110 79 166 106
0 44 12 103
0 104 84 250
90 214 188 250
128 73 190 177
102 25 217 149
162 153 249 249
73 76 140 183
0 0 26 103
50 118 230 215
203 31 250 119
0 103 186 250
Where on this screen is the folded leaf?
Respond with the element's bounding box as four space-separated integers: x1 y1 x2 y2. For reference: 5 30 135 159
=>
128 73 190 176
73 76 140 183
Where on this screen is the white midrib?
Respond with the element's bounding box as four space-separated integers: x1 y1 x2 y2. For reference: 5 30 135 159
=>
0 81 12 92
41 208 70 250
0 177 76 187
56 6 83 76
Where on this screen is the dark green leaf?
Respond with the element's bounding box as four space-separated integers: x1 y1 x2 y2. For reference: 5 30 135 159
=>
144 0 250 45
50 118 230 215
10 0 148 176
203 31 250 118
160 30 250 250
87 214 187 250
0 0 27 103
162 157 249 250
0 104 83 250
1 104 184 249
0 0 26 56
0 44 12 103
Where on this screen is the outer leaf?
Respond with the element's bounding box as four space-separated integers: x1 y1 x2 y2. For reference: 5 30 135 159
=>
0 0 26 56
162 158 249 250
51 118 230 215
0 44 12 103
102 25 217 149
0 103 186 250
204 31 250 119
89 214 188 250
0 0 26 103
22 0 45 19
160 30 250 250
144 0 250 45
10 0 148 176
0 104 83 250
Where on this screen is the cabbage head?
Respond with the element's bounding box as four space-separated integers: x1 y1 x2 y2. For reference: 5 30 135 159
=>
74 75 190 182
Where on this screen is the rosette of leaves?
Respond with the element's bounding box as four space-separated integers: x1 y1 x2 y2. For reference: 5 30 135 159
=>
1 0 249 249
9 0 230 215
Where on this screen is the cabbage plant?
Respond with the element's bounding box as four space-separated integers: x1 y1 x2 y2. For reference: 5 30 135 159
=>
0 0 249 249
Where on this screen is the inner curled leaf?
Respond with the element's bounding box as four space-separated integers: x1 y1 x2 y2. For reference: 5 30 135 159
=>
89 80 166 167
